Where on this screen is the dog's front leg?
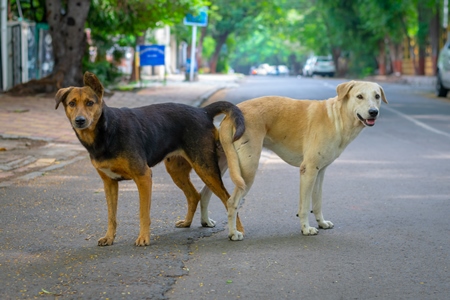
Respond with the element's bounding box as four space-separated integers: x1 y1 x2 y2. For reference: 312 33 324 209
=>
298 163 319 236
312 167 334 230
133 168 152 246
97 171 119 246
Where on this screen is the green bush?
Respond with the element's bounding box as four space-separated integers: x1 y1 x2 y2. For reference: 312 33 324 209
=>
82 60 122 87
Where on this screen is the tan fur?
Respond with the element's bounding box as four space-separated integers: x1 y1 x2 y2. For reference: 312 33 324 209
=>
55 72 244 246
215 81 388 240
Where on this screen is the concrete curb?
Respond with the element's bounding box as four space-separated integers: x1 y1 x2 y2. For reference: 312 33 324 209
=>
192 86 227 107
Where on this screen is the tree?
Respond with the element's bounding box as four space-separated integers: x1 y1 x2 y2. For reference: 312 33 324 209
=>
46 0 91 88
206 0 272 73
8 0 205 94
8 0 91 94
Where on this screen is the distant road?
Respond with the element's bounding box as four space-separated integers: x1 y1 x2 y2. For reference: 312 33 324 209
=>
170 76 450 300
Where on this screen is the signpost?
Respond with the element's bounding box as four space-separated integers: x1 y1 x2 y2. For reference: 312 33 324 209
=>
138 44 165 86
139 45 165 66
184 8 208 82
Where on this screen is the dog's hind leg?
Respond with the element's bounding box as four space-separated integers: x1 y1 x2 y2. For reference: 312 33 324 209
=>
192 162 245 235
226 187 247 241
312 167 334 230
225 147 260 241
198 186 215 227
199 151 229 227
165 156 201 228
97 170 119 246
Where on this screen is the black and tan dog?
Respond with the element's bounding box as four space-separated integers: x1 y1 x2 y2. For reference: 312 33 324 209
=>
55 72 245 246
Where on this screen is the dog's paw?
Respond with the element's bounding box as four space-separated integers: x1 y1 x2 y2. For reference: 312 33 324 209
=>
98 236 114 246
201 218 216 228
175 220 192 228
135 235 150 246
228 230 244 241
301 226 319 236
318 220 334 230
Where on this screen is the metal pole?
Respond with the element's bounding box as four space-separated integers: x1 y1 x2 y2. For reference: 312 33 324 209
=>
444 0 449 42
1 0 7 90
189 25 197 82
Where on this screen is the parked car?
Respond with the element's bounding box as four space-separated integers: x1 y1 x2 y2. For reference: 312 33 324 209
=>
251 63 271 75
277 65 290 76
267 65 289 76
302 57 314 76
436 41 450 97
302 56 335 77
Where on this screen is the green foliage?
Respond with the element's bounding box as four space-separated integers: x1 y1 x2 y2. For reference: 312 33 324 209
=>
202 36 216 59
82 60 122 87
216 34 236 73
87 0 207 59
9 0 46 22
203 0 276 72
88 0 207 37
7 0 444 79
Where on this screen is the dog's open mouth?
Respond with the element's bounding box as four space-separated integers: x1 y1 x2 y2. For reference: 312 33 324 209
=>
357 113 376 127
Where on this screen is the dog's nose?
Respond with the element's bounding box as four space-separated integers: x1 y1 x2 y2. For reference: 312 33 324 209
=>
368 108 378 117
75 116 86 126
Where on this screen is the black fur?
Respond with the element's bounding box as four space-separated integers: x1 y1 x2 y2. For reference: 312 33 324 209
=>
203 101 245 141
81 101 245 175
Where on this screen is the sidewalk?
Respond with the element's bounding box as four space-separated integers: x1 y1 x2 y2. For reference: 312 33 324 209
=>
365 74 436 88
0 74 240 186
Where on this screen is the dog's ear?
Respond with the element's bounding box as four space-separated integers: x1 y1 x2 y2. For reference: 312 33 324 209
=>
336 81 356 101
378 84 388 104
55 87 74 110
83 72 104 99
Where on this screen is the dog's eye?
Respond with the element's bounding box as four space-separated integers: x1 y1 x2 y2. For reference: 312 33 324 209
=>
356 94 363 99
375 94 380 99
68 101 76 107
86 101 95 107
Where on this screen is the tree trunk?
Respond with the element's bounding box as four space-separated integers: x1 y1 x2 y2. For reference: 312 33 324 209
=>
388 39 403 75
377 39 386 76
429 4 440 75
209 33 228 74
130 33 146 82
417 1 430 75
7 0 90 94
196 27 207 71
400 17 418 75
331 47 341 76
46 0 91 87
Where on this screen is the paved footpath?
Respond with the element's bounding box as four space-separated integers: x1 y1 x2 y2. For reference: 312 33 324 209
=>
0 74 239 186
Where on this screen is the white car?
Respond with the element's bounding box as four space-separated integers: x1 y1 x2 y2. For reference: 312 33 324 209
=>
302 56 335 77
267 65 289 76
436 41 450 97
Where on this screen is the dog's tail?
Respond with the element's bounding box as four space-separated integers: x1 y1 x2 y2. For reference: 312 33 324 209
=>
204 101 246 190
203 101 245 142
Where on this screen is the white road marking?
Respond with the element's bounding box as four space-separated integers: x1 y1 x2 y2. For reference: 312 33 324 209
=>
322 81 450 139
382 106 450 139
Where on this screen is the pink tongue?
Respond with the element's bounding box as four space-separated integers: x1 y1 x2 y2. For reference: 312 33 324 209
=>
366 119 375 125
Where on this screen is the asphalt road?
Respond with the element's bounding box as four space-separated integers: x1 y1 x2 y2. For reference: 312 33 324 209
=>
170 76 450 299
1 76 449 299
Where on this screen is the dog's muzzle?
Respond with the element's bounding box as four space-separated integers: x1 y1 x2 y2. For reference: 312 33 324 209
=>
74 116 87 128
357 109 378 127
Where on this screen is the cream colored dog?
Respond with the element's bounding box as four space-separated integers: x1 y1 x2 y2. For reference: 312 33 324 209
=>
203 81 388 240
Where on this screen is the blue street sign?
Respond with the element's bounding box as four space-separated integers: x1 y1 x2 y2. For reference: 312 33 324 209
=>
184 8 208 27
139 45 165 66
